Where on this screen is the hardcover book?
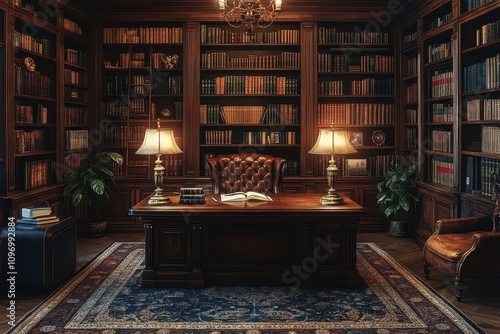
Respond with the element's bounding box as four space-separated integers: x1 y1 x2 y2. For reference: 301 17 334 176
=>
220 191 272 202
21 207 52 219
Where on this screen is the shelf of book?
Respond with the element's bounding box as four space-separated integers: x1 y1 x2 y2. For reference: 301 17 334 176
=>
459 2 500 201
199 22 302 176
100 22 184 180
316 21 396 180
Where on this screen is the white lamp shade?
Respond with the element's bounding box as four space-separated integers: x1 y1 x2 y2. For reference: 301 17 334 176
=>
135 128 183 155
308 129 358 155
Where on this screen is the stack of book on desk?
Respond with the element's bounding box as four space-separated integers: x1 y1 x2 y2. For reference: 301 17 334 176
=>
18 207 60 225
179 188 206 204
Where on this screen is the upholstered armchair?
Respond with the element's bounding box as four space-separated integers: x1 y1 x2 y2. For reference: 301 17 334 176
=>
422 216 500 301
205 153 286 194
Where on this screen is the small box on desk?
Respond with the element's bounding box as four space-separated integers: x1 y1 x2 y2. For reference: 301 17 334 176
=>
1 216 77 291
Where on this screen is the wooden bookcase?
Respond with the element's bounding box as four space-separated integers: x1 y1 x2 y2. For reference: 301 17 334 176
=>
459 0 500 201
199 22 302 176
0 1 92 222
60 10 90 175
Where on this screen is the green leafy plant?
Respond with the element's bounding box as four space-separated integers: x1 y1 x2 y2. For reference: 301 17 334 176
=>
63 152 123 221
376 158 418 221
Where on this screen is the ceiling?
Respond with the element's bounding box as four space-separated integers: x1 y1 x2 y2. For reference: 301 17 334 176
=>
74 0 412 21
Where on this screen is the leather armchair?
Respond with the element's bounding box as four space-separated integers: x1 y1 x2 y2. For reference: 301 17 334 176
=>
422 216 500 301
206 153 286 194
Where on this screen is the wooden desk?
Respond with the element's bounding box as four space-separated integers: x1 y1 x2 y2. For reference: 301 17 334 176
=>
129 193 365 288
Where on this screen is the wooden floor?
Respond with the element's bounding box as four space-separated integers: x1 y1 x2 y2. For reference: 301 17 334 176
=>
1 232 499 333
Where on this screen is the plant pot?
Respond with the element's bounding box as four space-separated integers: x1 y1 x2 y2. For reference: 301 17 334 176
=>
88 220 107 238
388 220 409 237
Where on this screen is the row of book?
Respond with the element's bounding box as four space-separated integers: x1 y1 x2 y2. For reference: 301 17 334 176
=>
241 131 298 145
14 30 52 57
317 27 390 44
65 107 85 126
15 130 47 153
482 126 500 154
201 51 301 69
285 160 299 176
200 25 299 44
428 41 451 63
162 155 183 177
64 69 81 86
63 18 82 36
403 31 418 45
16 159 54 191
429 12 453 30
465 0 496 12
465 98 500 121
15 67 52 98
407 56 418 77
431 69 453 98
317 54 394 73
464 156 499 195
102 27 183 44
65 48 87 68
318 103 394 126
351 77 394 95
18 206 59 225
431 156 454 188
205 130 232 145
65 130 89 150
15 104 49 124
463 53 500 93
430 103 453 122
431 130 453 153
475 18 500 46
405 128 418 149
406 83 418 103
406 108 417 124
201 76 299 95
318 80 343 96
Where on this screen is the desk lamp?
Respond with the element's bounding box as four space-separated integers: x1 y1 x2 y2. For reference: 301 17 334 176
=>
309 126 358 205
136 120 183 205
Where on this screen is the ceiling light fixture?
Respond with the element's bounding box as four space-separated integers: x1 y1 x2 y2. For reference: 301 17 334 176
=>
218 0 282 36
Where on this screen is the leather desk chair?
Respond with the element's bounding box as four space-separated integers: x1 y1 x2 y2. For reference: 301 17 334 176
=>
206 153 286 194
422 216 500 301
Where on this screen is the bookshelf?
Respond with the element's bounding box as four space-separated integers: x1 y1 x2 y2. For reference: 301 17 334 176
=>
316 22 396 179
199 22 302 177
100 23 184 180
60 10 90 176
13 11 58 192
414 0 461 244
400 21 419 161
459 1 500 201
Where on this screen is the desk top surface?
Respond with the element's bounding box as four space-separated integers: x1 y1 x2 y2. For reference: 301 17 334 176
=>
129 193 365 216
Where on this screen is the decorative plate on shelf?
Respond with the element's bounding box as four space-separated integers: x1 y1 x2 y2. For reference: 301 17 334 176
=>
372 130 385 146
23 57 36 72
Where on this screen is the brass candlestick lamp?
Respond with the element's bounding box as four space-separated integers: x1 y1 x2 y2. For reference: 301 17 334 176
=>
309 125 358 205
135 120 183 205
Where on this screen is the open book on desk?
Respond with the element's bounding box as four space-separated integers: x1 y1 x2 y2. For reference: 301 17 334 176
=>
220 191 273 202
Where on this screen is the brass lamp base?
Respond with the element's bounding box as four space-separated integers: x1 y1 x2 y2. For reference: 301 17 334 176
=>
147 188 171 205
319 191 344 205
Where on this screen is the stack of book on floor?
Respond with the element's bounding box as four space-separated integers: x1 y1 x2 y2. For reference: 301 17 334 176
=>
18 207 60 225
179 187 206 204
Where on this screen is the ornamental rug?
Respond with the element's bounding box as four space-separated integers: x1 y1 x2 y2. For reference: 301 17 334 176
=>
9 242 485 334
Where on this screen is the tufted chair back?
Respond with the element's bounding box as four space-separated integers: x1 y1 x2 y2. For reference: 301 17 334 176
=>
206 153 287 194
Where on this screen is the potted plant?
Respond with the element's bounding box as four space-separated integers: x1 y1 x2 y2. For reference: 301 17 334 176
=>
376 157 418 236
63 151 123 237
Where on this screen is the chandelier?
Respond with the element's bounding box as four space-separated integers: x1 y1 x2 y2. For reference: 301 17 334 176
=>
218 0 282 36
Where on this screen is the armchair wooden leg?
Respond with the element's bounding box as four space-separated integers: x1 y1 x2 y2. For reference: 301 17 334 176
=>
454 277 463 301
424 263 431 279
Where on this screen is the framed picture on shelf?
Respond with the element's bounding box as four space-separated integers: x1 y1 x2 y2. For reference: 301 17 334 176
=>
347 159 367 176
349 132 363 146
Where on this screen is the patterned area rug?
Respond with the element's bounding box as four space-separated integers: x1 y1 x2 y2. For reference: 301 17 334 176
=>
9 242 485 333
